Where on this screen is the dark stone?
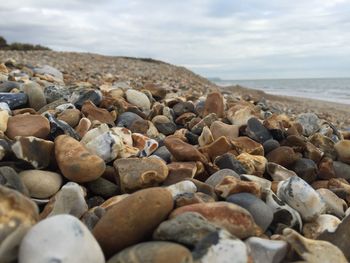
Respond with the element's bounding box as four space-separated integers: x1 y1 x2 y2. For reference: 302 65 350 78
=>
0 139 13 160
172 101 195 117
263 139 280 154
185 131 199 145
152 146 172 163
246 117 272 143
0 81 21 92
87 177 120 198
227 193 273 232
44 85 71 103
333 161 350 181
0 92 28 109
74 89 102 109
116 112 143 129
214 153 247 175
44 113 81 141
153 119 177 136
0 166 29 195
291 158 318 183
87 196 105 209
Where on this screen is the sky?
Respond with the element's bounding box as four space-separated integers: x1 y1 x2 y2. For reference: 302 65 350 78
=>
1 0 350 79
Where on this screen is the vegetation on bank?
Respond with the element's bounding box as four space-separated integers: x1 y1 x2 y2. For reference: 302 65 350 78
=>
0 36 51 51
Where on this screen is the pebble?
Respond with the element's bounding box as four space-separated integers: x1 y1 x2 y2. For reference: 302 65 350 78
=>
114 157 168 193
205 168 240 188
263 139 280 154
277 176 326 221
303 214 341 239
22 82 46 111
215 176 261 198
334 140 350 164
57 108 81 127
107 241 192 263
0 92 28 109
87 177 119 198
203 91 224 118
266 146 299 168
296 112 320 136
192 229 249 263
291 158 317 183
246 117 272 143
198 126 214 146
81 100 116 126
0 109 9 132
266 162 297 181
227 193 273 232
283 228 347 263
316 188 347 218
236 152 267 177
164 136 206 162
125 89 151 111
214 153 247 174
231 136 264 156
19 170 62 199
93 187 174 257
55 135 106 182
45 112 81 140
0 166 29 195
170 202 259 239
11 136 54 169
245 237 288 263
18 214 105 263
73 89 102 108
6 114 50 139
152 115 177 135
0 186 39 263
210 121 239 141
153 212 220 247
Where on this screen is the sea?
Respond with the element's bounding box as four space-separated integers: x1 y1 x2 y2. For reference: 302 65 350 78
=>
212 78 350 105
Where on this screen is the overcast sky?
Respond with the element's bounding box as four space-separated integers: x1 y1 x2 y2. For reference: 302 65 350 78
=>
1 0 350 79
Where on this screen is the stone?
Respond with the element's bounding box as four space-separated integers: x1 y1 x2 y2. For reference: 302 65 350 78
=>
164 137 206 163
318 213 350 261
81 207 106 231
153 212 220 247
175 192 215 207
200 136 233 161
81 100 116 126
107 241 192 263
0 81 21 92
210 121 239 141
291 158 317 183
263 139 280 154
277 176 326 221
296 113 320 136
318 157 336 179
172 101 195 116
93 187 174 257
114 157 168 193
246 117 272 143
126 89 151 111
214 153 247 174
231 136 264 156
266 162 297 181
22 82 46 111
265 190 302 232
236 152 267 177
152 115 177 135
266 146 299 168
11 136 54 169
192 230 249 263
132 133 158 157
6 114 50 139
0 92 28 109
203 91 224 118
41 182 88 219
18 214 105 263
191 113 217 135
116 112 143 129
57 108 81 127
0 166 29 196
87 177 119 198
316 188 347 218
334 140 350 164
0 186 39 263
198 126 214 147
309 133 337 159
303 214 341 239
34 65 64 81
245 237 288 263
19 170 62 199
240 174 272 193
166 180 197 198
205 169 240 188
333 161 350 180
75 117 92 137
152 146 172 163
304 141 324 163
45 113 81 140
82 125 124 162
73 89 103 108
170 202 259 239
227 105 257 126
55 135 106 183
227 193 273 232
0 110 9 132
143 83 167 100
283 228 347 263
215 176 261 198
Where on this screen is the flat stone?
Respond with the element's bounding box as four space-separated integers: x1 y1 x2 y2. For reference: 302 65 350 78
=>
116 111 143 129
200 136 233 161
245 237 288 263
231 136 264 156
170 201 259 239
227 193 273 232
153 212 220 247
114 157 168 193
93 187 174 257
73 89 103 109
107 241 192 263
277 176 326 221
163 162 197 185
0 186 39 263
164 137 206 163
19 170 62 199
172 101 195 116
45 112 81 140
81 100 116 126
6 114 50 140
55 135 106 183
166 180 197 199
11 136 54 169
152 145 172 163
19 214 105 263
210 121 239 141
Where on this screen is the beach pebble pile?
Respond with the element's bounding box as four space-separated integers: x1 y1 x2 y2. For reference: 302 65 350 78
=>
0 59 350 263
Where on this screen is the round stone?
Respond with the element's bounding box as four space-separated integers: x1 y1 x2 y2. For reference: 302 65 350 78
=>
19 170 62 199
55 135 106 183
93 187 174 257
18 214 105 263
22 82 47 111
125 89 151 111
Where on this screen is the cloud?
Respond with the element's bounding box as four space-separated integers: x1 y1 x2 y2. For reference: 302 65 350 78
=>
0 0 350 79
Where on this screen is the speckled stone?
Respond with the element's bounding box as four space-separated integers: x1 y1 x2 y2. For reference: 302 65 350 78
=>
93 187 174 257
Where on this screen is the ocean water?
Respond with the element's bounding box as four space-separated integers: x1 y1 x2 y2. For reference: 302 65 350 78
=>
213 78 350 105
